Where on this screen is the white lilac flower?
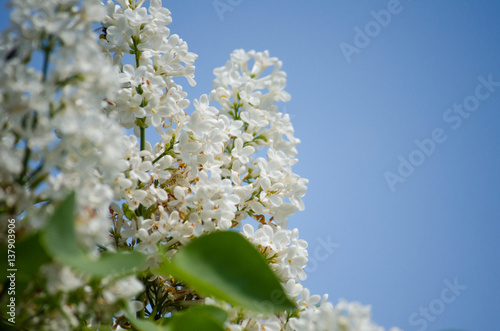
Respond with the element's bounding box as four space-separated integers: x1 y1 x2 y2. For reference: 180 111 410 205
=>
1 0 127 248
149 0 172 25
231 137 255 165
42 265 85 295
102 275 145 304
124 6 152 27
106 16 134 49
287 294 403 331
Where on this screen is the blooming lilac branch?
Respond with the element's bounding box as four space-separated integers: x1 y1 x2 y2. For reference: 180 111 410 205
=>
0 1 402 330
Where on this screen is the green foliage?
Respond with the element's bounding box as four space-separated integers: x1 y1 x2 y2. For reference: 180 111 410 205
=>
14 233 51 283
0 232 50 284
41 191 83 261
126 305 228 331
125 312 168 331
166 305 228 331
0 320 18 331
157 231 296 314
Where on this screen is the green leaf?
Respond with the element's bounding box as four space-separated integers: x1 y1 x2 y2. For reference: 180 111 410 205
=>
15 233 52 283
167 305 226 331
0 321 17 331
157 231 296 314
86 325 114 331
41 191 83 262
11 233 52 307
0 232 51 284
123 203 136 220
74 250 147 277
182 305 228 325
125 312 169 331
1 232 52 321
125 305 227 331
40 192 146 277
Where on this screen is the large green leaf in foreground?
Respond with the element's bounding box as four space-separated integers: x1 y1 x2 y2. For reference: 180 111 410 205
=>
157 231 296 314
126 305 227 331
40 192 146 277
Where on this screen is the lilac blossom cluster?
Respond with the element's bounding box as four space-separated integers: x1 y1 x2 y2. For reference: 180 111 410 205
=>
0 1 401 330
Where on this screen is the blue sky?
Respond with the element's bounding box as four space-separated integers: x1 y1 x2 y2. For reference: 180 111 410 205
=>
2 1 500 330
161 2 500 330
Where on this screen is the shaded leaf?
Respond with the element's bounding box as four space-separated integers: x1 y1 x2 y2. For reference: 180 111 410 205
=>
182 305 228 325
41 191 83 263
75 250 146 277
125 312 169 331
168 306 225 331
15 232 51 283
0 232 50 284
125 305 227 331
157 231 295 314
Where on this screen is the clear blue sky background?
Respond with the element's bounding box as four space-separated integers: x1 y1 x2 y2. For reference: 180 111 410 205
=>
2 1 500 330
